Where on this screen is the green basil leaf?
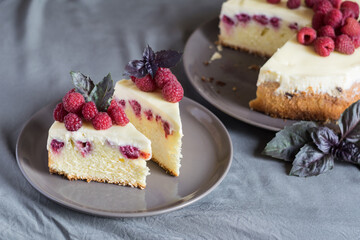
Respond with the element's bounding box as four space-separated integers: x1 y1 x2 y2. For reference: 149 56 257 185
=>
263 121 318 161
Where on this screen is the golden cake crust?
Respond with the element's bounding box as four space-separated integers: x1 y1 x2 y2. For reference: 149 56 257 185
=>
249 82 360 121
48 152 146 189
151 157 178 177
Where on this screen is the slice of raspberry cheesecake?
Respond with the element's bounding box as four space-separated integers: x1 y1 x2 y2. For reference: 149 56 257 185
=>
116 46 184 176
219 0 313 56
47 72 152 189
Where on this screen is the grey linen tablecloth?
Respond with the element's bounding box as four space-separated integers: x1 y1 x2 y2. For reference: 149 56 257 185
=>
2 0 360 239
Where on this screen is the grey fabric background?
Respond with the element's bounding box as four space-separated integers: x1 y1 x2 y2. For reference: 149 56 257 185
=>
2 0 360 239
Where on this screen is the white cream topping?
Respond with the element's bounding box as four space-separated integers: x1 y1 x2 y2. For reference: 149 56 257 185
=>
47 121 151 153
258 38 360 96
114 79 183 136
221 0 313 27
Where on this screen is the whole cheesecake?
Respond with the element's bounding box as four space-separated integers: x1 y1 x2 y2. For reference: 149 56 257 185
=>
219 0 360 121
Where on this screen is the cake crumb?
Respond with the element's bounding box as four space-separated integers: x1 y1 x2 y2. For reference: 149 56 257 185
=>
210 52 222 63
209 45 214 49
216 80 226 87
203 61 209 66
201 76 215 83
217 45 223 52
248 64 260 71
232 87 237 91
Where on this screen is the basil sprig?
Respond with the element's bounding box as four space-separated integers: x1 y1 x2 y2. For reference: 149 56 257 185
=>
263 100 360 177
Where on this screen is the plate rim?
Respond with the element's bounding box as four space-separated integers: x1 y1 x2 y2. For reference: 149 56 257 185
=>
15 96 233 218
183 17 291 132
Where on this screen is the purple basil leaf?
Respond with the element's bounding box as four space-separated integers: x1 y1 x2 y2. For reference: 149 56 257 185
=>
311 127 339 154
142 45 158 78
124 60 147 78
144 60 158 79
155 50 182 68
89 73 114 112
333 141 360 163
263 121 318 161
290 144 334 177
339 100 360 143
71 71 95 102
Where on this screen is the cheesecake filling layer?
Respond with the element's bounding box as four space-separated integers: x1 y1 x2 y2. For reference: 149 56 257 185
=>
257 38 360 97
47 121 152 155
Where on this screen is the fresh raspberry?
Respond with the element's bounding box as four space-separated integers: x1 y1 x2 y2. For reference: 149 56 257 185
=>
108 106 129 126
314 37 335 56
154 68 177 89
341 17 360 37
129 100 142 117
51 139 64 153
236 13 251 24
297 27 317 45
62 92 85 113
253 15 269 25
312 12 325 30
82 101 98 121
335 34 355 54
133 74 157 92
64 113 82 131
64 88 75 98
340 1 359 19
222 15 235 26
130 76 136 83
351 35 360 48
313 0 333 14
162 80 184 103
144 110 153 121
341 9 358 24
287 0 301 9
53 102 68 122
305 0 317 8
92 112 112 130
324 9 343 28
317 25 336 38
75 141 92 157
118 99 126 108
267 0 281 4
270 17 281 28
329 0 341 9
120 145 140 159
107 99 118 113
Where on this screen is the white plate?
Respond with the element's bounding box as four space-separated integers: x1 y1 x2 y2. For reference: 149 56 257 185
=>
16 97 233 217
183 18 297 131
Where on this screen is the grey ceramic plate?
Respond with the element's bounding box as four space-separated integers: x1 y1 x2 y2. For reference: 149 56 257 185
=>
183 18 297 131
16 97 233 217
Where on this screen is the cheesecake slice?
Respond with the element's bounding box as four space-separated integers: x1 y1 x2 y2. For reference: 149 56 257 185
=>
48 121 152 189
114 79 183 176
249 38 360 121
219 0 313 57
